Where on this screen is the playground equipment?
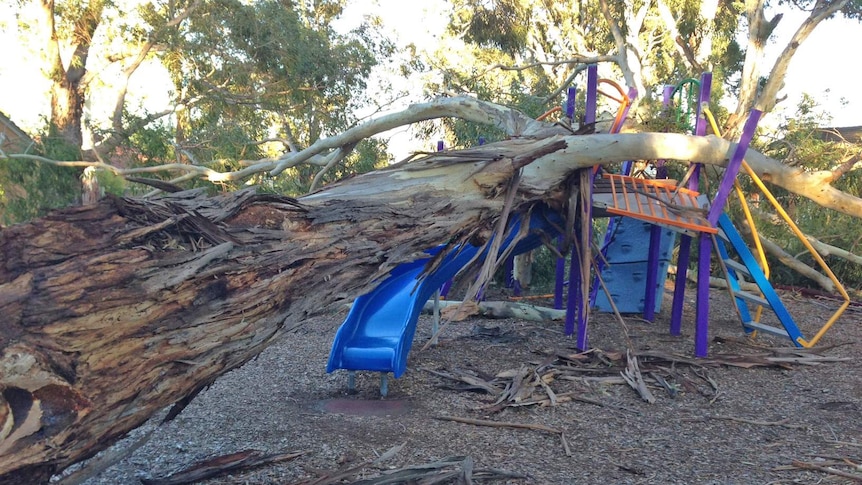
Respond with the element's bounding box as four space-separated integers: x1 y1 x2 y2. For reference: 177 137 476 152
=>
326 208 564 394
327 68 849 393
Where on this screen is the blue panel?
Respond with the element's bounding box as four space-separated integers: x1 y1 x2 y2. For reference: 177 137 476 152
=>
602 217 677 264
594 217 677 313
594 260 673 313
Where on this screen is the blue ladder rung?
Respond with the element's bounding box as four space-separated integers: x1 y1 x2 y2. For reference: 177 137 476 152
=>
723 259 751 278
742 321 790 338
731 289 769 307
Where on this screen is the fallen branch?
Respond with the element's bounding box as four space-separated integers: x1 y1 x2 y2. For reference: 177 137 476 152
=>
788 460 862 482
421 299 566 321
683 415 808 429
621 350 656 404
141 449 306 485
435 415 561 435
435 415 570 457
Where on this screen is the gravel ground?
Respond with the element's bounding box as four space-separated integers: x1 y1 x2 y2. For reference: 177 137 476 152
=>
73 285 861 485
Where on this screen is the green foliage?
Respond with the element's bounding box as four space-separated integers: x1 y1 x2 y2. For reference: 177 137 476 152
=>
157 0 390 169
0 136 81 225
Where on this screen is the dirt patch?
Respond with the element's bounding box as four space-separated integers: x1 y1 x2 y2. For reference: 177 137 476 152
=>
77 286 861 484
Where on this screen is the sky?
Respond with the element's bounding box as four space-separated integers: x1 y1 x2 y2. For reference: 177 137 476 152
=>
0 1 860 145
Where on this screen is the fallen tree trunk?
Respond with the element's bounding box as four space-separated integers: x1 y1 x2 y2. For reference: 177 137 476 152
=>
421 300 567 321
0 133 854 483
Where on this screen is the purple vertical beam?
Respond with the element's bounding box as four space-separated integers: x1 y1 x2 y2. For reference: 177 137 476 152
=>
669 72 711 335
555 237 567 309
707 110 762 224
565 86 577 121
694 72 711 136
556 86 577 309
695 233 713 357
669 234 691 335
564 238 580 337
687 72 712 190
440 279 452 299
437 140 444 151
693 110 761 357
585 64 598 125
691 72 717 357
662 85 674 106
656 86 675 179
643 225 663 322
566 67 595 343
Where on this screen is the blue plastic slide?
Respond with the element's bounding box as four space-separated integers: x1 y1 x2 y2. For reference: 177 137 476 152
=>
327 210 560 378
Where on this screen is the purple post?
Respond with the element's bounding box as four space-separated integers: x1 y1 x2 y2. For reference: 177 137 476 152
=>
437 140 444 151
662 85 674 106
695 233 713 357
643 225 663 322
565 239 582 344
656 86 674 179
669 234 691 335
707 110 762 224
585 65 598 125
554 237 566 309
695 72 712 136
556 85 578 308
669 72 711 336
440 280 452 299
565 86 576 121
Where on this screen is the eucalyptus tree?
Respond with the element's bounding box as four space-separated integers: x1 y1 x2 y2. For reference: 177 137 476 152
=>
3 0 390 224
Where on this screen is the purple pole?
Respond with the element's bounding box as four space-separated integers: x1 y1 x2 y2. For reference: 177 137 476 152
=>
585 64 598 125
565 236 583 345
695 233 713 357
437 140 444 151
669 234 691 335
643 225 663 322
440 280 452 299
556 86 578 308
669 72 711 336
554 238 566 309
565 86 576 121
707 110 762 224
662 85 674 106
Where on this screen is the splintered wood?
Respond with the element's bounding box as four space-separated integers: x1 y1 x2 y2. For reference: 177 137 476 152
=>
425 345 850 411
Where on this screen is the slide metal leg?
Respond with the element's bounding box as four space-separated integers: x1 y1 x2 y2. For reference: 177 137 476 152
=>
380 373 388 397
347 371 356 393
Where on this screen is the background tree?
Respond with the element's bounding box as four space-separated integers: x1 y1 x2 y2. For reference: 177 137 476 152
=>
1 0 392 223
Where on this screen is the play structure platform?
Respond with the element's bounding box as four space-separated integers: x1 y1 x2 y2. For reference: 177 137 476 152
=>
592 174 715 235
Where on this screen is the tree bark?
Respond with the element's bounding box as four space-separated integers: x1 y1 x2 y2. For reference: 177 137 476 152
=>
1 132 860 482
41 0 105 148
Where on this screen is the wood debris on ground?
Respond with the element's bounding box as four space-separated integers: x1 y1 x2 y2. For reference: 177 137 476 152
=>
141 449 306 485
292 454 528 484
423 340 851 410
